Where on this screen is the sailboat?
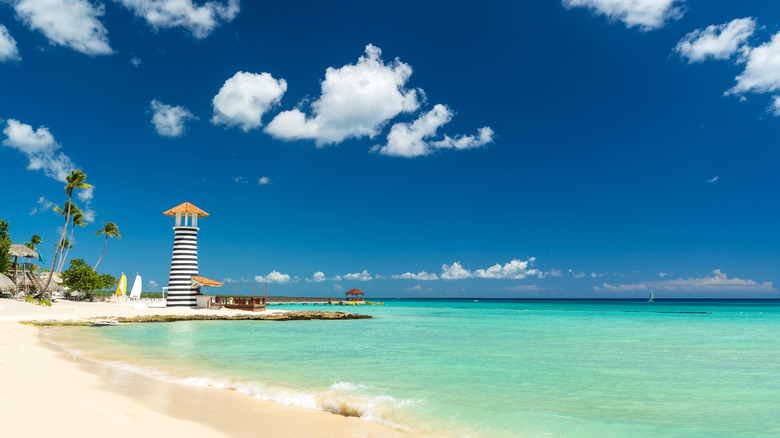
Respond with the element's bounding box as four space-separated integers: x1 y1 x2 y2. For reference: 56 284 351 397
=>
129 273 142 299
647 290 654 303
115 273 127 296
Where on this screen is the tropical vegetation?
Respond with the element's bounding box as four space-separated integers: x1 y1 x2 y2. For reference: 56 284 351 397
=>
43 170 91 295
0 219 10 274
94 222 120 270
62 258 117 301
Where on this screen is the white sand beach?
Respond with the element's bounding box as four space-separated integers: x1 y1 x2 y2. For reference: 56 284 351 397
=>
0 299 409 438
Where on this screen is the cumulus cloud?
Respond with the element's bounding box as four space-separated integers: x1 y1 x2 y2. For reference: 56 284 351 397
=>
147 280 159 291
441 262 472 280
212 72 287 132
150 99 197 137
77 185 94 203
311 271 327 282
707 176 719 183
392 271 439 280
116 0 240 38
373 104 493 158
2 119 77 181
728 32 780 95
594 269 775 293
29 196 54 215
675 18 756 63
562 0 685 31
254 270 292 284
0 25 21 61
258 176 271 185
342 270 373 281
13 0 112 55
473 258 542 279
265 44 420 146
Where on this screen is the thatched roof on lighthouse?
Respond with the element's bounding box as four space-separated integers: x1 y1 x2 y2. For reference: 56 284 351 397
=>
163 202 209 218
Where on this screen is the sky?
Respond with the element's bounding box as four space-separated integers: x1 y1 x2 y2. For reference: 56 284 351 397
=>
1 0 779 298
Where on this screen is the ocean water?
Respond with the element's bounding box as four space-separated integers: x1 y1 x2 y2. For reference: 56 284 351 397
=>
47 299 780 437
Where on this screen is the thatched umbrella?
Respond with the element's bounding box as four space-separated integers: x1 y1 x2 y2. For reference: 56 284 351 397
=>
8 243 38 259
37 272 62 293
8 243 39 274
0 273 16 294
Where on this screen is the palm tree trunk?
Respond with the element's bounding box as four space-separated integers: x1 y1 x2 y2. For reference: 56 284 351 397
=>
42 198 71 296
58 222 76 273
94 236 108 271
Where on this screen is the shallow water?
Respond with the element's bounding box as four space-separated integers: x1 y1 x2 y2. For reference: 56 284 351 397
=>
48 299 780 437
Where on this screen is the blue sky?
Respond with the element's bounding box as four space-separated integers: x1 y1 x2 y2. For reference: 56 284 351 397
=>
1 0 779 298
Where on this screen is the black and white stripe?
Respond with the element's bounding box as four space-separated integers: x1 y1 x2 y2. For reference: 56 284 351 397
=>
167 226 199 307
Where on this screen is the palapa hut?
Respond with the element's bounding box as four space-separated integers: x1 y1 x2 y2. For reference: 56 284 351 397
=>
37 272 63 293
0 273 16 296
7 243 39 294
345 288 365 302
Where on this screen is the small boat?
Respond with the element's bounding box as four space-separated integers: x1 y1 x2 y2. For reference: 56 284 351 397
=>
129 273 142 299
647 290 654 303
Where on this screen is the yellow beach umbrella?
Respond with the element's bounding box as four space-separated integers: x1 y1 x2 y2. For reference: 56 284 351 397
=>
116 273 127 296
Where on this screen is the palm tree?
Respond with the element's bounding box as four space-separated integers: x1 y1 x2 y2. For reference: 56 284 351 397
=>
24 234 43 274
43 170 91 295
52 202 81 273
94 222 120 271
58 213 86 272
25 234 42 250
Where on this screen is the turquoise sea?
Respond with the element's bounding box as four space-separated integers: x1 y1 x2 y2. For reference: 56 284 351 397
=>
48 299 780 437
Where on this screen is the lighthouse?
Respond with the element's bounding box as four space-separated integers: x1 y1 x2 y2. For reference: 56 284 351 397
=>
163 202 209 307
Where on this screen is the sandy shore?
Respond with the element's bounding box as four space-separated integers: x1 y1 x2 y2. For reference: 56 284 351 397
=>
0 299 409 438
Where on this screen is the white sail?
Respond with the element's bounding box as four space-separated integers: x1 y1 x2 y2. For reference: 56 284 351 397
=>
129 274 142 299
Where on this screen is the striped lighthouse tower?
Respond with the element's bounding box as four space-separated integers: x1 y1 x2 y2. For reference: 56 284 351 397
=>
163 202 209 307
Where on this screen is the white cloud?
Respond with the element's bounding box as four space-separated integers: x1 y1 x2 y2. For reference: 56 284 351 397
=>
81 206 95 223
562 0 684 31
130 55 142 67
254 270 292 284
147 280 159 291
674 18 756 63
0 25 21 61
77 185 94 202
473 258 542 280
769 96 780 116
707 176 719 183
212 72 287 132
265 44 420 146
258 176 271 185
116 0 240 39
728 32 780 95
342 270 373 281
594 269 775 293
150 99 197 137
373 104 493 158
29 196 54 215
441 262 472 280
2 119 76 181
405 285 432 293
311 271 326 282
232 176 247 183
392 271 439 280
430 126 494 151
568 269 586 278
332 284 343 292
13 0 112 55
